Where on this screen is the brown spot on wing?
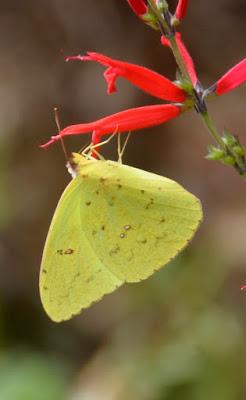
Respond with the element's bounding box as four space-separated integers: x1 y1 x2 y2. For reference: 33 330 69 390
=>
64 248 75 255
109 245 120 256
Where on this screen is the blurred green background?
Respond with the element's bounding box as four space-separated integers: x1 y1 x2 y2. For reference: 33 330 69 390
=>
0 1 245 399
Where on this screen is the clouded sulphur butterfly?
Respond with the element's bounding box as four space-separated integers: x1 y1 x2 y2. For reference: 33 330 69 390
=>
40 154 202 322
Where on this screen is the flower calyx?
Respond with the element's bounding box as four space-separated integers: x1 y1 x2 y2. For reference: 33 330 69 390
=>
207 131 246 176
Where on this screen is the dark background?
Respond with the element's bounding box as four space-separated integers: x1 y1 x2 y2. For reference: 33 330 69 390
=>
0 1 245 399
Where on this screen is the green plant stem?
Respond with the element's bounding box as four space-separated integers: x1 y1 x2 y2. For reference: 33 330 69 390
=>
148 0 246 179
232 152 246 176
147 0 170 34
231 154 246 177
147 1 192 84
166 19 246 178
201 112 227 150
168 35 192 84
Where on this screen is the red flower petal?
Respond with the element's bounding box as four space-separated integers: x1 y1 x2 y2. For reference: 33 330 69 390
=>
175 0 188 21
241 285 246 291
41 104 181 148
67 52 186 102
215 58 246 95
161 32 198 87
126 0 148 16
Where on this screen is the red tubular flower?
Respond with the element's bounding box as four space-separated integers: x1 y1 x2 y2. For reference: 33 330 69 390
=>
41 104 181 148
161 32 198 87
214 58 246 95
67 52 186 102
126 0 148 16
175 0 188 21
42 50 188 149
126 0 160 30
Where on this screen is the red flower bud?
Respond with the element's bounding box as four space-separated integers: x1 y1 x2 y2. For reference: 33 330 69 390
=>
175 0 188 21
126 0 148 16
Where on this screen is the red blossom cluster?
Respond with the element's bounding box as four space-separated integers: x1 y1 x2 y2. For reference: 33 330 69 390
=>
41 0 246 150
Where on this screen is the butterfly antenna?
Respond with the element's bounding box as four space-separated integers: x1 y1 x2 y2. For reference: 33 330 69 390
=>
54 107 76 178
118 131 131 164
54 107 69 163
